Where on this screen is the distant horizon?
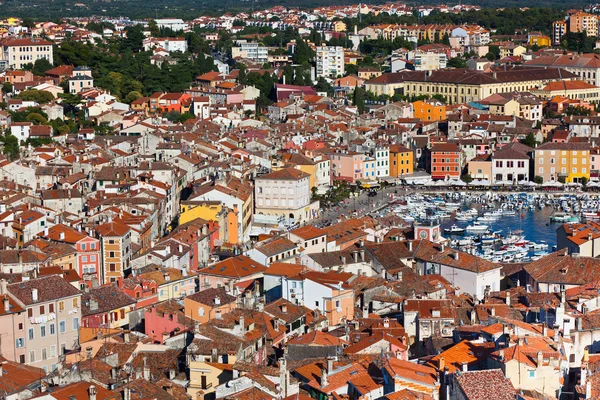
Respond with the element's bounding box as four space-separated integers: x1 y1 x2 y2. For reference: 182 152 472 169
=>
0 1 579 21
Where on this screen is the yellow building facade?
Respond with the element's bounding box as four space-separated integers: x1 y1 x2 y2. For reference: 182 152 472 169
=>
534 143 590 183
389 145 414 177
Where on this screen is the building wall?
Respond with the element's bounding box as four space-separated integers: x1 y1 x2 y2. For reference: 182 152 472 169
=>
183 298 236 324
4 42 53 70
144 307 188 343
24 295 81 373
431 151 461 179
0 311 27 364
255 175 311 221
534 148 590 183
468 160 492 180
390 150 414 177
492 158 529 183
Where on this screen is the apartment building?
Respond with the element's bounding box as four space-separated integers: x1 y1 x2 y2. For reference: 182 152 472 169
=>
569 12 598 37
553 20 567 45
231 41 268 63
491 143 532 184
8 276 82 373
389 144 414 177
429 143 462 180
0 280 27 364
1 38 53 70
316 46 345 78
413 51 447 71
142 37 188 53
534 142 591 183
95 221 132 284
255 168 318 223
39 224 101 286
374 146 390 178
413 99 446 121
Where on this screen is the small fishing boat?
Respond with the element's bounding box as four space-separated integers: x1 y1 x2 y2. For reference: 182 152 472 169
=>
444 225 465 235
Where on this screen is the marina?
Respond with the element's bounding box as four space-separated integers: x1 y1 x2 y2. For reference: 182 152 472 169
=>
389 191 591 263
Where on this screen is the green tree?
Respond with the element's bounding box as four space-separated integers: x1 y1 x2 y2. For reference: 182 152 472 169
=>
22 18 35 29
32 58 53 76
1 134 19 160
315 77 333 96
448 57 468 68
522 132 537 147
94 122 115 136
25 112 48 124
2 82 12 94
292 38 314 64
148 20 160 37
353 87 366 114
534 176 544 185
18 89 54 104
125 91 143 103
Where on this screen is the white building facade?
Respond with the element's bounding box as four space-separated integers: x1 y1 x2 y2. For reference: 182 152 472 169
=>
316 46 345 78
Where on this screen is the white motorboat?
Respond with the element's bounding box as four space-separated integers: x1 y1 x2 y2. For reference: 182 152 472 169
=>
444 225 465 235
466 223 489 233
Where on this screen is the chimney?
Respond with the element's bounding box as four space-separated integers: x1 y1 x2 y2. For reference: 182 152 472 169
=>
327 357 334 374
89 385 97 400
86 346 93 360
341 256 346 265
542 323 547 337
320 368 328 388
32 288 38 302
582 366 588 386
438 356 445 371
499 348 505 361
3 297 9 313
281 304 288 313
239 315 245 334
59 231 65 240
143 357 150 380
362 307 369 318
360 249 365 262
0 279 6 295
408 241 413 251
383 317 390 328
461 362 467 372
506 291 510 306
441 244 445 252
536 350 543 368
214 296 221 306
491 307 495 316
359 239 364 248
352 251 358 263
123 387 131 400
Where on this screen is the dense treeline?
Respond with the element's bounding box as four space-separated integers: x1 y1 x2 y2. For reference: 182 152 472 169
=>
344 7 568 36
54 26 218 101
